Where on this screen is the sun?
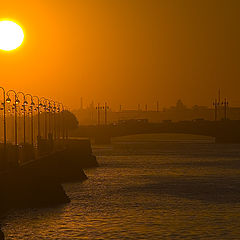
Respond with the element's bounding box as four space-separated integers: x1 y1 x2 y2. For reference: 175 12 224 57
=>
0 20 24 51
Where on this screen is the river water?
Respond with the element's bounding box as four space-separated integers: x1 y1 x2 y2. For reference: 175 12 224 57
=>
2 134 240 239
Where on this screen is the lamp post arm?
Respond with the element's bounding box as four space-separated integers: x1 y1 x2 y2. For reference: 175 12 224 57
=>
6 90 18 145
17 91 26 101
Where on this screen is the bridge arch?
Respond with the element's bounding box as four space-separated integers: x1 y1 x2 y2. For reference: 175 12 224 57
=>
95 133 215 144
112 133 215 142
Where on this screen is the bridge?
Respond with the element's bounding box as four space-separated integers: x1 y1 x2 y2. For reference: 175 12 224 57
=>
0 87 98 214
73 119 240 144
0 86 88 170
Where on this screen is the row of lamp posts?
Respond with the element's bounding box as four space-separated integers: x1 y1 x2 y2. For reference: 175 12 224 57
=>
0 87 68 165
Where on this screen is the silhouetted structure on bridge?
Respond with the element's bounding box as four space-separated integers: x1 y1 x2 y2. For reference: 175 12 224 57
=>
72 119 240 144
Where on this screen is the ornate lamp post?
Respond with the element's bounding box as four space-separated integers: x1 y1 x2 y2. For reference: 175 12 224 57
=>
6 90 20 145
55 102 61 140
25 94 35 145
40 97 49 139
17 92 27 145
33 96 41 140
65 106 70 140
50 100 57 140
0 87 6 166
47 100 53 139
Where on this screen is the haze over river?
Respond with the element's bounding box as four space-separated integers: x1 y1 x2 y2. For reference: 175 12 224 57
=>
2 134 240 239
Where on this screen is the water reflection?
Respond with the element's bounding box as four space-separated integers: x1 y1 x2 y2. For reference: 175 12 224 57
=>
3 134 240 239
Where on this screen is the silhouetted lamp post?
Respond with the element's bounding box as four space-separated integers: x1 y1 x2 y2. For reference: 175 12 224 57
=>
96 103 103 126
25 94 35 145
53 101 57 140
56 103 61 140
56 102 63 140
47 101 53 138
40 97 49 139
58 103 65 140
65 106 69 140
33 96 41 140
6 90 20 145
222 98 229 120
49 100 57 140
0 87 6 166
103 102 109 125
17 92 27 145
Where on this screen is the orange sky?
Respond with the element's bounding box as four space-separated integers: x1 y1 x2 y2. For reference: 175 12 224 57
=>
0 0 240 110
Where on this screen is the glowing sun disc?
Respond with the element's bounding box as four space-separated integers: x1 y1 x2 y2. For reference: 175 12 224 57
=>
0 21 24 51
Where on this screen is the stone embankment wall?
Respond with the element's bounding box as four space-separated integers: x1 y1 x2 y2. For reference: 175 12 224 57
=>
0 138 98 215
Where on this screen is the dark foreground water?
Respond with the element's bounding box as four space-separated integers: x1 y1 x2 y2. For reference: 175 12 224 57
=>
2 134 240 239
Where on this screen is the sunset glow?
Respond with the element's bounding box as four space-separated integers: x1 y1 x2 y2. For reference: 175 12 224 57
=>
0 21 24 51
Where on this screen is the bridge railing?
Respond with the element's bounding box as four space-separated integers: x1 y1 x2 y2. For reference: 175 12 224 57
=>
0 86 71 170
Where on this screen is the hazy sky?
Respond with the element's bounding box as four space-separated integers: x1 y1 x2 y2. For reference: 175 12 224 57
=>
0 0 240 109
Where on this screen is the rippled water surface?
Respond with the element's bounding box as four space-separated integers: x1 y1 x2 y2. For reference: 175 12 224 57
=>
2 134 240 239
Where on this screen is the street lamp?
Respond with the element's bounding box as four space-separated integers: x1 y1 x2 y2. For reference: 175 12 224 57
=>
58 102 65 140
48 100 53 138
55 102 62 140
96 103 103 126
6 90 19 145
25 94 35 146
17 92 27 145
33 96 41 141
222 98 229 120
40 97 50 139
50 100 57 140
0 87 6 167
56 104 61 140
103 102 109 125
